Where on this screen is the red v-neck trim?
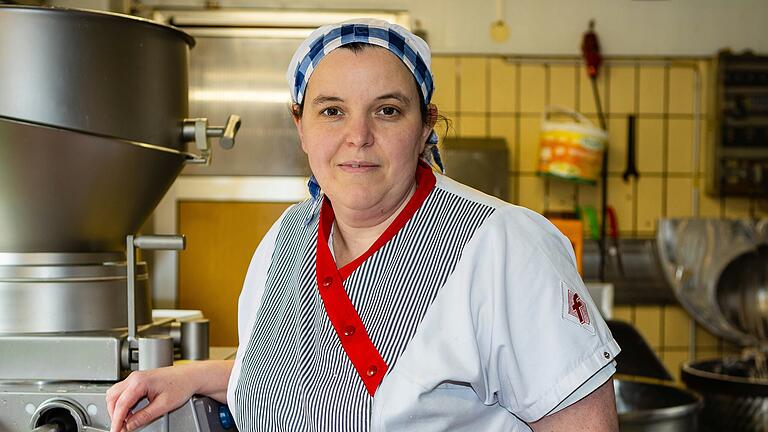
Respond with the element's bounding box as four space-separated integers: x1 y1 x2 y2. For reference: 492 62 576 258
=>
319 161 437 279
314 162 436 396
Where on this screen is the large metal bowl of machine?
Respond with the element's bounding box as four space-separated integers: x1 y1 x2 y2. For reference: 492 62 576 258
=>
0 5 239 432
657 218 768 432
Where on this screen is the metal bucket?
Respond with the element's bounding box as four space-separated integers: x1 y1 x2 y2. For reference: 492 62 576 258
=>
615 378 702 432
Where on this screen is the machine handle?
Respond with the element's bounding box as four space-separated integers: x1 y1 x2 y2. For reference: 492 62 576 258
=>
126 235 186 351
182 115 241 164
133 235 185 251
207 115 241 150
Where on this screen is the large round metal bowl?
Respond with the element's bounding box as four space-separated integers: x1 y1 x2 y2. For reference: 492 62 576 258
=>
0 5 193 150
682 358 768 432
0 5 196 253
615 378 702 432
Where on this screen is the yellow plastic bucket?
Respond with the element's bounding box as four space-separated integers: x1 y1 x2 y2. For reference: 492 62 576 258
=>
537 106 607 184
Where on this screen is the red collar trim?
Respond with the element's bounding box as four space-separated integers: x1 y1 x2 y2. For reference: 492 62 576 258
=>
318 161 436 279
314 162 436 396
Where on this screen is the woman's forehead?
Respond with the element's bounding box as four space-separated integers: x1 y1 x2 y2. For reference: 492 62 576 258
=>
305 46 420 101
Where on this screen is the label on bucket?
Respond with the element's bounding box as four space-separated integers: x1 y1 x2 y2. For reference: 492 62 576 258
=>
538 129 605 183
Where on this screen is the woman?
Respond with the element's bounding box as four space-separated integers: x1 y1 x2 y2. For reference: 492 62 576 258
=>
107 19 620 432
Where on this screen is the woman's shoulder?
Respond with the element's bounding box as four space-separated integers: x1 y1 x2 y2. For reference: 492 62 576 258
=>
433 174 559 235
434 174 574 264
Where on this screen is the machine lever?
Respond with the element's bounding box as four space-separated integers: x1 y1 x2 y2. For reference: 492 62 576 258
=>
207 115 241 150
182 115 241 164
133 235 185 251
125 235 186 357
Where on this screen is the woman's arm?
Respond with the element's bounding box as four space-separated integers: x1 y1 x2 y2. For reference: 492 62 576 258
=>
529 379 619 432
106 360 234 432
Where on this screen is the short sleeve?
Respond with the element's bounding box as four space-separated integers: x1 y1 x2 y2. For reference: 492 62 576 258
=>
472 206 620 422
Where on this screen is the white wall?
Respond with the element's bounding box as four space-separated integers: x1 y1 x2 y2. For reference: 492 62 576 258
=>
106 0 768 57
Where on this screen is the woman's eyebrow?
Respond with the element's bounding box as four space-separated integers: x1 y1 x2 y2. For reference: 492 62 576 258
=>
376 92 411 105
312 95 344 105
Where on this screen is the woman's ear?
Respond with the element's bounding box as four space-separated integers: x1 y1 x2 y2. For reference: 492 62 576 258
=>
291 104 308 152
421 103 439 146
426 104 438 128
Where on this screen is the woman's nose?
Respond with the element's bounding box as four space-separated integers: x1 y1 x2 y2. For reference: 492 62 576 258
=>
344 114 373 148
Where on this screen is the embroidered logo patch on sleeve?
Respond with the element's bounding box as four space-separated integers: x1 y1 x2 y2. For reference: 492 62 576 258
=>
561 281 595 334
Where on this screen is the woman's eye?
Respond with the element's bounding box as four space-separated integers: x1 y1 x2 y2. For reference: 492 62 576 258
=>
378 106 400 116
321 107 342 117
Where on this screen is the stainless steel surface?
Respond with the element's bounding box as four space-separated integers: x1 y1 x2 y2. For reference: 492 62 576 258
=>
657 218 768 345
682 357 768 432
0 261 152 334
0 382 235 432
0 333 121 381
30 399 87 432
30 425 60 432
0 117 187 253
181 319 210 360
583 238 675 304
0 5 192 150
179 28 311 176
442 137 509 201
614 378 702 432
138 335 174 370
0 319 173 381
0 253 123 266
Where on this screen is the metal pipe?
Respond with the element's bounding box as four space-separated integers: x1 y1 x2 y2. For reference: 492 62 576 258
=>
181 319 210 360
126 235 137 345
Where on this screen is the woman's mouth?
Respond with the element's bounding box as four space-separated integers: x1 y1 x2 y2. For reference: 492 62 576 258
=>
338 161 379 170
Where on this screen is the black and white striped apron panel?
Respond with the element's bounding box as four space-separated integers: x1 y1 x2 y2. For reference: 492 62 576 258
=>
234 188 495 432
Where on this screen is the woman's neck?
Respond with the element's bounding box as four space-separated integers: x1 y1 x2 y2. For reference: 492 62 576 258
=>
330 182 416 268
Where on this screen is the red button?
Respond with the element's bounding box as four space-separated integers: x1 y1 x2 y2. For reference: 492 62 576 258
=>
321 276 333 287
366 365 377 377
343 325 355 336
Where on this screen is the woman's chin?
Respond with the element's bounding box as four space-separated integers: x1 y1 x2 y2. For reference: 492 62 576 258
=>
329 190 383 212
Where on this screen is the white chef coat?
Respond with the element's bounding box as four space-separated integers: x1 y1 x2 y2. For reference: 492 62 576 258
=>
227 166 620 432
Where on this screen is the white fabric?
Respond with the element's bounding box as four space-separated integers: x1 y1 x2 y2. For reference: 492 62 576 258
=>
227 173 620 430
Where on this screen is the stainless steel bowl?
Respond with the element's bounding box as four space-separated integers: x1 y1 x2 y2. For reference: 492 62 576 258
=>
615 378 702 432
682 357 768 432
657 218 768 345
0 5 193 150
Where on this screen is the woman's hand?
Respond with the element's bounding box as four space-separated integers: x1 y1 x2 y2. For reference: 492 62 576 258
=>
106 365 197 432
105 360 234 432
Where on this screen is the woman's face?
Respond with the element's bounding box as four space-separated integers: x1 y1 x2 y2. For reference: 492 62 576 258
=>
293 46 434 219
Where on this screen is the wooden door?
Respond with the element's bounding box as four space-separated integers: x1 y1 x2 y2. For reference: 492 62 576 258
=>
178 201 293 346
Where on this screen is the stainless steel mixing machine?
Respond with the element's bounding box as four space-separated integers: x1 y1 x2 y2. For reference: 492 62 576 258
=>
658 218 768 431
0 5 241 431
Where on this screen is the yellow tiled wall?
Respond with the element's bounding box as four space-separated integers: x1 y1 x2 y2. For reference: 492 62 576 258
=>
432 55 768 237
432 55 750 382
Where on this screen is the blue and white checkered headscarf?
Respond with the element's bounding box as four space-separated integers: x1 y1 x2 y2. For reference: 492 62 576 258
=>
286 18 443 202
